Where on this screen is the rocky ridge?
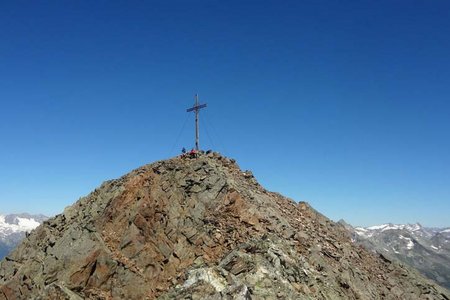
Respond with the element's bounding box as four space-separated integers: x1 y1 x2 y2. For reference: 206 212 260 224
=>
0 153 449 299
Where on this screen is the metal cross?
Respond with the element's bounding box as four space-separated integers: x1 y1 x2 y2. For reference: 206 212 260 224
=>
186 94 207 151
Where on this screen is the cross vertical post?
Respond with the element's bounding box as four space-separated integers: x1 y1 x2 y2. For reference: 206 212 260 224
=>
194 94 199 150
186 94 207 151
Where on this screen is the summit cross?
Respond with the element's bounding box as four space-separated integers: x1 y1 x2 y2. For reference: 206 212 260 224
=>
186 94 207 151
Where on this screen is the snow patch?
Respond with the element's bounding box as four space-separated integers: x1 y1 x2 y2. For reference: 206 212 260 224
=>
399 235 414 250
355 227 367 232
381 225 403 232
367 224 389 230
406 240 414 249
354 227 370 237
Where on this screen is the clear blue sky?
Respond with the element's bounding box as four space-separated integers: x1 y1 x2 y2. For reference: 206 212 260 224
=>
1 1 449 227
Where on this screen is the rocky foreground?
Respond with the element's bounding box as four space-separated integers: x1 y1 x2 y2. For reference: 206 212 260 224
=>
0 153 449 299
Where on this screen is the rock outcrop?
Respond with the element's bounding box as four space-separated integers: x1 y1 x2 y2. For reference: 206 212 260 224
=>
1 153 449 299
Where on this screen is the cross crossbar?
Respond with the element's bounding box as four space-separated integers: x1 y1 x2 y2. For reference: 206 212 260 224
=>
186 103 207 112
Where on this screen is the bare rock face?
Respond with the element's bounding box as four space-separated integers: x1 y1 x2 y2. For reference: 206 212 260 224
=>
0 153 449 299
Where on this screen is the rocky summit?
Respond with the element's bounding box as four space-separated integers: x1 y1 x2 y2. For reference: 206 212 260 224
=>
0 153 449 300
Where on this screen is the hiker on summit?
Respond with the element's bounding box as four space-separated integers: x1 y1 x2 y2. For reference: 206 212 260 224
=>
189 148 197 158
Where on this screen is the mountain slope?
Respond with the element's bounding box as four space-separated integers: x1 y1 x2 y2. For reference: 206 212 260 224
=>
0 214 47 259
1 153 449 299
341 221 450 290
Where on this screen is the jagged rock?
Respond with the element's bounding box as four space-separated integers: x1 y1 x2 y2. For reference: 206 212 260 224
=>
0 152 449 299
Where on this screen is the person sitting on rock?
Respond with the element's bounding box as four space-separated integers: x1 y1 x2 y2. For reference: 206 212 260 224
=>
189 148 197 158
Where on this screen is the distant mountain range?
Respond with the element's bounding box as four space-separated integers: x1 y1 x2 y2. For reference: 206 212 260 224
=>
340 221 450 290
0 213 47 259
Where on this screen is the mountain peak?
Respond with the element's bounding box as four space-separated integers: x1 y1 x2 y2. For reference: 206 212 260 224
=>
0 213 47 262
1 153 449 299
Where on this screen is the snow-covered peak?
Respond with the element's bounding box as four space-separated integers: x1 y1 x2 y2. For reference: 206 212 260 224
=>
0 214 44 239
359 223 422 234
15 217 40 231
405 223 423 232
